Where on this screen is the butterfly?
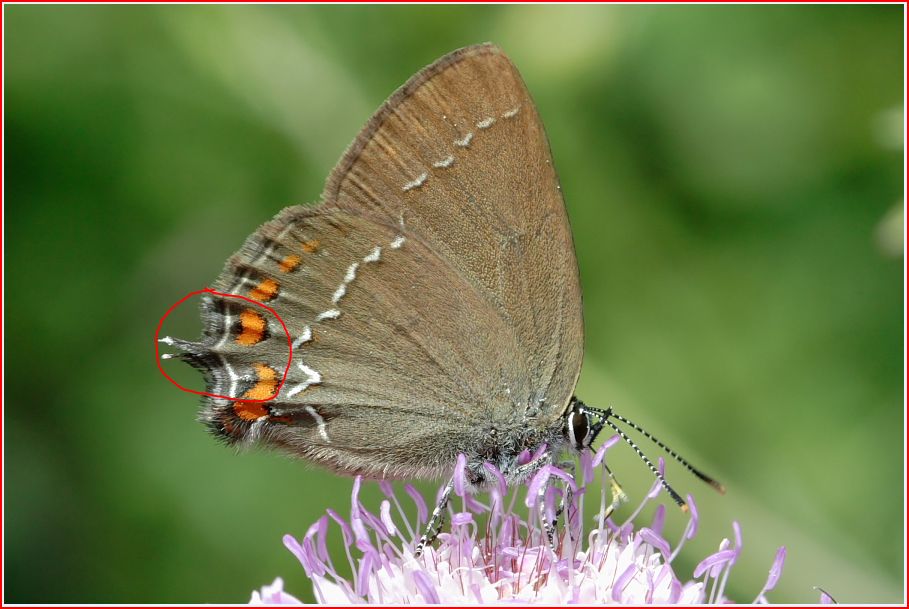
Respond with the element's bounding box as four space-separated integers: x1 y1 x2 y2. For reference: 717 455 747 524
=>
162 43 722 552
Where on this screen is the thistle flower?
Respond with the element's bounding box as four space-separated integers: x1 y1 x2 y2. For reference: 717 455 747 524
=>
257 441 794 604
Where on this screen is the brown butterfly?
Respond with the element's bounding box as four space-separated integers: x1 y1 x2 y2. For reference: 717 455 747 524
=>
162 44 722 552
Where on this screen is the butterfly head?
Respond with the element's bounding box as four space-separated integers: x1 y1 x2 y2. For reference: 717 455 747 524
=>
564 398 605 453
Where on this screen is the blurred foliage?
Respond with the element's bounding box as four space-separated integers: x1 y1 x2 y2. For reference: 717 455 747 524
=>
4 4 903 604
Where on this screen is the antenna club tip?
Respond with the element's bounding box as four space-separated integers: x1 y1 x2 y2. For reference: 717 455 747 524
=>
713 482 727 495
680 503 690 513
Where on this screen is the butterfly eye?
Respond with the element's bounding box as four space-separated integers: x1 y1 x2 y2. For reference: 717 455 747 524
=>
566 409 590 451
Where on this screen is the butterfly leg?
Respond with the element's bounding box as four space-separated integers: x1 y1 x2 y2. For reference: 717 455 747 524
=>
534 478 559 550
538 460 581 548
550 459 577 545
553 459 576 521
509 452 562 549
414 477 454 557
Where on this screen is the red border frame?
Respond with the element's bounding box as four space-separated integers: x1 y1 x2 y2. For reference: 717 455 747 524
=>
2 3 907 608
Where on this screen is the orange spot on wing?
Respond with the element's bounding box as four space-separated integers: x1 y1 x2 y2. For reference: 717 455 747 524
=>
301 239 320 253
253 362 277 380
242 362 279 401
234 401 269 421
249 278 279 302
236 308 266 346
279 254 302 273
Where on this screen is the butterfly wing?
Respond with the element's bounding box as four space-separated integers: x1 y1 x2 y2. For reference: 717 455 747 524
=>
325 43 584 421
183 44 583 479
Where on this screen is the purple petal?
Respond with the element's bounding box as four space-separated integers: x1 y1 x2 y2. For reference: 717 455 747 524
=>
764 546 787 591
710 539 730 578
355 537 377 556
404 484 428 526
500 546 522 558
580 448 594 482
453 453 468 497
546 464 578 491
645 565 656 603
413 570 441 604
602 517 621 534
543 484 560 523
282 534 310 572
612 563 637 602
685 494 699 539
378 480 394 497
483 462 507 497
525 467 551 507
434 484 450 508
326 509 352 547
816 587 837 604
380 500 396 537
653 563 672 588
383 543 396 562
307 515 330 562
693 549 737 579
451 511 473 526
464 492 487 514
639 527 671 560
355 552 374 597
730 520 743 563
516 449 531 466
350 477 369 541
651 504 666 535
301 536 326 576
351 476 362 505
531 442 548 462
359 505 389 537
592 434 621 467
499 516 515 545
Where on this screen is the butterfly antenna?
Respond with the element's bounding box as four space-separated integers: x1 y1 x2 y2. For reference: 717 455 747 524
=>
607 410 726 494
601 417 688 511
576 400 725 509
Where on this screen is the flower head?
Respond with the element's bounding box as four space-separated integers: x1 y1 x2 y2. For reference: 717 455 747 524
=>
260 440 795 604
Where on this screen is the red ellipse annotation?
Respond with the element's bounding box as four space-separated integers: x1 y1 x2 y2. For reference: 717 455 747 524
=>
154 287 293 402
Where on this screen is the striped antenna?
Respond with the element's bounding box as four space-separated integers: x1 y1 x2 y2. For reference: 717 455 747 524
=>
608 410 726 494
575 400 725 508
603 417 688 510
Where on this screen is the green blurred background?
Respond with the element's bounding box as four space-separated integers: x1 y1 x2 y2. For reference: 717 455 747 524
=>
5 4 904 604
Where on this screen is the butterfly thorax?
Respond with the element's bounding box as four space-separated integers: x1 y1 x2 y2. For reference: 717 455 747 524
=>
459 404 573 489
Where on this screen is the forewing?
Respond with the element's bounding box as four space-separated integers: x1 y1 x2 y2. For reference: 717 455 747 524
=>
324 43 584 417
